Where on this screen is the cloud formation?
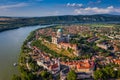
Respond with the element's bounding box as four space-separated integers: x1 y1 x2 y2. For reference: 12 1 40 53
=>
0 3 28 10
74 6 120 14
67 3 83 7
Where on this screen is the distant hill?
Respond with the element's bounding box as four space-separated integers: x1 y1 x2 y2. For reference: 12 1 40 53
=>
0 14 120 32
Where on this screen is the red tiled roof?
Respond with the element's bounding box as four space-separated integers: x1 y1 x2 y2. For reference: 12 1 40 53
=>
50 63 59 69
61 60 94 69
113 59 120 64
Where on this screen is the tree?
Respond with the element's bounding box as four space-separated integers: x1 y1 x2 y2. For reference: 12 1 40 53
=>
103 67 115 78
67 70 77 80
117 70 120 78
94 67 116 80
12 74 21 80
94 70 104 80
40 71 53 80
21 72 35 80
29 61 39 71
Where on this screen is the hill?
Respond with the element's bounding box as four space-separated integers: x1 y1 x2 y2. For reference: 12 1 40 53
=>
0 14 120 32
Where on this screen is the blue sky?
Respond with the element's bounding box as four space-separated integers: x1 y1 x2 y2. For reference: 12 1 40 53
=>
0 0 120 17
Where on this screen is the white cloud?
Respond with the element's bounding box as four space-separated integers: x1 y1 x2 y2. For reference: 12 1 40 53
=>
0 3 28 10
67 3 83 7
74 6 120 14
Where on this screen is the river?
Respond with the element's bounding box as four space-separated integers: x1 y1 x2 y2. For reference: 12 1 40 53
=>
0 25 48 80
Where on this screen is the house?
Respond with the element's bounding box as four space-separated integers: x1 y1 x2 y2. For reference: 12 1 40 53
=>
37 58 60 74
60 68 69 80
49 63 60 74
96 41 112 50
113 59 120 65
76 60 94 73
87 37 99 43
77 72 93 80
33 46 60 74
61 60 94 73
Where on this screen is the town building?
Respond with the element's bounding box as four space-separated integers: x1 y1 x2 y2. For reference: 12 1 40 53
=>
87 37 99 43
61 60 94 73
60 68 69 80
32 46 60 74
96 42 112 50
113 59 120 65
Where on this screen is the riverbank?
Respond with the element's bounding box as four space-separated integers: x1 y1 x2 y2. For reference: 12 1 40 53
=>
11 25 59 80
0 24 47 33
0 25 49 80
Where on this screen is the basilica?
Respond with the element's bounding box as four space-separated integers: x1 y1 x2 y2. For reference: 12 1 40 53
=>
52 28 80 56
52 28 70 44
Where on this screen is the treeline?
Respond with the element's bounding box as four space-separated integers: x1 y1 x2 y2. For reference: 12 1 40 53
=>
1 14 120 32
94 66 120 80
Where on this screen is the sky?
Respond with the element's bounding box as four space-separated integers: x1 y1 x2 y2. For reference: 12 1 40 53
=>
0 0 120 17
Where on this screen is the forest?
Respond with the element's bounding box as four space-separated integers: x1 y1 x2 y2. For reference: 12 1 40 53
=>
0 14 120 32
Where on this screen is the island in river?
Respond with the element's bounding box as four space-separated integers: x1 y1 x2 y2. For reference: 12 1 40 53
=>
13 24 120 80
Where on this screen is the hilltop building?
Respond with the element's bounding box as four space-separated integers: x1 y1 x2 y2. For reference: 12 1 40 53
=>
52 29 80 56
52 28 70 44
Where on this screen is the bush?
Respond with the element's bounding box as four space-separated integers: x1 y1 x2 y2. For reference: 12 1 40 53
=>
67 70 77 80
12 74 21 80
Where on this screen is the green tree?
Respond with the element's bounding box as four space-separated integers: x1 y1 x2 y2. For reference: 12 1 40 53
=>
103 67 115 78
117 70 120 78
94 69 104 80
40 71 53 80
67 70 77 80
29 61 39 71
12 74 21 80
94 67 116 80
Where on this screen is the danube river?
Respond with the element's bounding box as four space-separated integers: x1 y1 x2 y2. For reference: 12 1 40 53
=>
0 25 48 80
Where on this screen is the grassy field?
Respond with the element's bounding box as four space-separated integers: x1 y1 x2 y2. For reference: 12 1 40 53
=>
42 41 76 58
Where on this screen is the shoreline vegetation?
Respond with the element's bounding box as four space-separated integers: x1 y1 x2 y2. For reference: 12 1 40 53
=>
12 26 57 80
1 14 120 32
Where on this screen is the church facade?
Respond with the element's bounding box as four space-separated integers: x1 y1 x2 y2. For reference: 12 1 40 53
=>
52 28 70 44
52 29 80 56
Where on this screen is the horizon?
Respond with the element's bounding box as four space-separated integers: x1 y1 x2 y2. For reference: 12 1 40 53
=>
0 0 120 17
1 14 120 18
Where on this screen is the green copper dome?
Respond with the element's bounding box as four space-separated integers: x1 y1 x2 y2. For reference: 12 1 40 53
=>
57 28 62 32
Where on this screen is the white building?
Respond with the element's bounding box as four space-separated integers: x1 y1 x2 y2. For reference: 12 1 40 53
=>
52 29 70 44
